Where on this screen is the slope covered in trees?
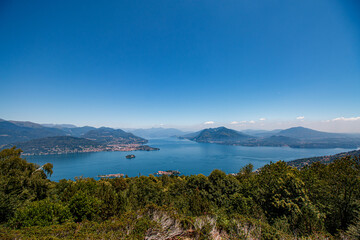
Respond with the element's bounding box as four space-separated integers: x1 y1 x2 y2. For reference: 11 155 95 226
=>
0 119 155 155
288 149 360 168
188 127 254 143
3 136 105 155
0 120 66 146
0 147 360 239
82 127 147 145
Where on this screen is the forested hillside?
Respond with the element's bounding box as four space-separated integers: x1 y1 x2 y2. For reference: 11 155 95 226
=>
82 127 147 145
0 120 66 145
288 149 360 168
1 147 360 239
2 136 105 155
0 119 156 155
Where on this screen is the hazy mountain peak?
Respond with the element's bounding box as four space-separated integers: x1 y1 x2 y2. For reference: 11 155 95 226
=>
187 126 253 143
277 126 342 140
42 123 77 129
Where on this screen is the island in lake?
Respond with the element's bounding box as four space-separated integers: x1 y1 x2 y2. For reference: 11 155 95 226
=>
98 173 124 178
154 170 181 176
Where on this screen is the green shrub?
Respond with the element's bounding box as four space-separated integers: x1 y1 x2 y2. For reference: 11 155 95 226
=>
9 198 72 228
68 192 101 222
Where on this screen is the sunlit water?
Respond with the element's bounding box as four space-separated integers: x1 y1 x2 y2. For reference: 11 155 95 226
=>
26 138 352 181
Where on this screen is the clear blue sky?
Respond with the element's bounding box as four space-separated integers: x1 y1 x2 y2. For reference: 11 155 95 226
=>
0 0 359 130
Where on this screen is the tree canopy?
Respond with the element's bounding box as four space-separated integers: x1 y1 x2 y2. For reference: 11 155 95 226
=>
0 147 359 239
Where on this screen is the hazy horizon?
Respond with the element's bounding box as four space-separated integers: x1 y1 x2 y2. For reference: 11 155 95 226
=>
2 116 360 134
1 1 359 133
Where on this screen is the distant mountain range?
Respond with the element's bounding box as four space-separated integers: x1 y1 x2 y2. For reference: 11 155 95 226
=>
42 123 78 129
276 127 348 140
128 127 189 139
2 118 360 155
0 119 66 145
0 119 156 155
181 126 360 149
61 126 97 137
83 127 147 145
241 129 282 138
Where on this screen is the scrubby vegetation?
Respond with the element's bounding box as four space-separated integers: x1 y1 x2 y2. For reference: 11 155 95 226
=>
1 147 360 239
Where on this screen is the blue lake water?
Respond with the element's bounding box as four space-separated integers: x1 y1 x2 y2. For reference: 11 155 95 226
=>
26 138 352 181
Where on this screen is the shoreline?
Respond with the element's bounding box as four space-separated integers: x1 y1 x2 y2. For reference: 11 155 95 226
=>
21 144 160 156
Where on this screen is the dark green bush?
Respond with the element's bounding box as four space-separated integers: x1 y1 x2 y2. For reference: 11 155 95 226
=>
68 192 101 222
9 198 72 228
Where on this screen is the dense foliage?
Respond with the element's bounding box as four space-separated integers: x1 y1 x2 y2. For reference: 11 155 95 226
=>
1 147 360 239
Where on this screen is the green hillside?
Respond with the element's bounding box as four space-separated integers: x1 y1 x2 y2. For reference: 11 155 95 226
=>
3 136 104 155
187 127 254 143
0 120 66 146
0 119 152 155
83 127 147 145
1 147 360 239
288 149 360 168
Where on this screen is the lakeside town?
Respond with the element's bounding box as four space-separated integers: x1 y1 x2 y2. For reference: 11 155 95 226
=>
20 143 160 156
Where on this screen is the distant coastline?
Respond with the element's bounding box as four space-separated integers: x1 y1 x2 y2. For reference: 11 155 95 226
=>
287 149 360 169
2 118 359 156
20 144 160 156
0 119 160 156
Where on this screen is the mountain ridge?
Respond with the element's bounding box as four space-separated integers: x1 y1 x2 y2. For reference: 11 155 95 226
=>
0 119 157 155
0 120 66 146
276 126 347 140
181 126 360 149
83 127 147 145
187 127 254 143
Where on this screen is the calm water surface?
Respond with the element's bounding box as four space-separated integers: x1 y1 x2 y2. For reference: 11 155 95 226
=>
26 138 352 181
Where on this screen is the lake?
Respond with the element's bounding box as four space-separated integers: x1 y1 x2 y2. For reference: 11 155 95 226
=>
26 138 352 181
